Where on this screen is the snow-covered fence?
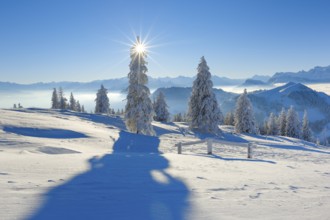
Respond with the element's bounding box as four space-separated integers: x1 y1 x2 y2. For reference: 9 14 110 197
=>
175 138 253 158
175 140 209 155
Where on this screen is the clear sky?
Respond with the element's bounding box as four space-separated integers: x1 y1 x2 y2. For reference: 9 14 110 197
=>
1 0 330 83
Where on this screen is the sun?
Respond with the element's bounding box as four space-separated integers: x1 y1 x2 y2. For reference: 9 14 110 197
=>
135 42 146 54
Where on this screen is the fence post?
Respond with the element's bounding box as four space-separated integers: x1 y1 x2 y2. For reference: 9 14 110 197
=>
207 139 213 155
178 142 182 154
247 143 253 158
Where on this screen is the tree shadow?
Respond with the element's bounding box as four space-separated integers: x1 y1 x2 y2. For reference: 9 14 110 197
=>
3 126 88 139
27 131 190 220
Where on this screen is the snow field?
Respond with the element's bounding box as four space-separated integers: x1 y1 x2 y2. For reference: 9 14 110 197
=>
0 108 329 219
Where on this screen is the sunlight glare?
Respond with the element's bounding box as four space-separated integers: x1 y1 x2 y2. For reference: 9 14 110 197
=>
135 42 146 54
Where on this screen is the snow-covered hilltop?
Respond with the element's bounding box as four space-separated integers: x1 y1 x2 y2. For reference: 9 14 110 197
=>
0 108 329 220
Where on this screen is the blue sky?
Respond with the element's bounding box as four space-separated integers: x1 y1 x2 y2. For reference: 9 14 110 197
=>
0 0 330 83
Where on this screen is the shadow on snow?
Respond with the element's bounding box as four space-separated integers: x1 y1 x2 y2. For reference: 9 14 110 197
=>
3 126 88 139
27 131 190 220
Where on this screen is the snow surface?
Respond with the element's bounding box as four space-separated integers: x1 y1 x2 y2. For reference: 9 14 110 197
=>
0 108 329 220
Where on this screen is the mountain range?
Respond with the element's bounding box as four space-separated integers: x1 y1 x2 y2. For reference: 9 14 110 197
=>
268 65 330 84
1 65 330 92
0 76 243 92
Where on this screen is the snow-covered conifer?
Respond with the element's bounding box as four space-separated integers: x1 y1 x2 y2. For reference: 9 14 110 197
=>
95 84 110 114
234 89 257 134
76 101 81 112
69 92 76 111
187 56 223 133
125 37 155 135
224 111 235 126
81 105 85 113
58 87 67 110
259 119 268 135
13 104 17 109
173 113 183 122
267 112 278 135
153 92 170 122
278 108 287 136
285 106 300 138
302 110 312 141
51 88 59 109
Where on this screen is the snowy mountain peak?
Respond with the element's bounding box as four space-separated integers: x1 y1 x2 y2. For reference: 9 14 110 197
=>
278 82 312 94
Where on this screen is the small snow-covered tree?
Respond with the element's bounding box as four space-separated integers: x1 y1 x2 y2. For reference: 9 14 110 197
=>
81 105 85 113
224 111 235 126
76 101 81 112
13 104 17 109
95 84 110 114
267 112 278 135
278 108 287 136
58 87 67 110
302 110 312 141
125 36 154 135
259 119 268 135
234 89 257 134
285 106 300 138
153 92 170 122
69 92 77 111
51 88 59 109
173 113 183 122
187 56 223 133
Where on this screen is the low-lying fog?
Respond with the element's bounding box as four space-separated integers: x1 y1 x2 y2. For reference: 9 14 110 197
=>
0 90 127 113
1 83 329 113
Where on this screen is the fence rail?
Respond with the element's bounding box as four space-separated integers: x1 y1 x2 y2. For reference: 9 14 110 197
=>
174 138 253 158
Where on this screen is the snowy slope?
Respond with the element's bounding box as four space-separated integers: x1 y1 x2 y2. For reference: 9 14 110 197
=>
0 108 329 220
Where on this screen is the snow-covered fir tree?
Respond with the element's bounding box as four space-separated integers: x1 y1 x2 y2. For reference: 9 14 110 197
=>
187 56 223 133
267 112 278 135
81 105 85 113
95 84 110 114
234 89 257 134
259 119 268 135
278 107 287 136
224 111 235 126
13 104 17 109
153 92 170 122
302 110 312 141
173 113 183 122
124 37 154 135
58 87 67 110
76 101 81 112
69 92 76 111
285 106 300 138
51 88 59 109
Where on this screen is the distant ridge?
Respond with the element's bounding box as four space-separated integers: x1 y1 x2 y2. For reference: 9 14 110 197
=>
268 65 330 83
0 76 244 92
